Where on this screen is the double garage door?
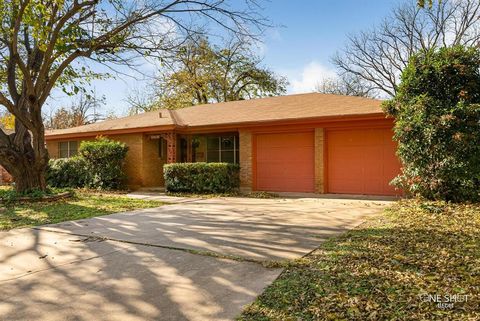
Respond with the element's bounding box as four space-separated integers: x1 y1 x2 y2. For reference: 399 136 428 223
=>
255 128 401 195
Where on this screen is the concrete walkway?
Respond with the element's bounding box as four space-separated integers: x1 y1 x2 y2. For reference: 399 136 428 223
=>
0 194 392 321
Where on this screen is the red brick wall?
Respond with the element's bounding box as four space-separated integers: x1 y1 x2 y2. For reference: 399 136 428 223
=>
0 166 13 185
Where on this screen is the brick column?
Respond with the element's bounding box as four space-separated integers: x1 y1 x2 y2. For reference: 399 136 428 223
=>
239 131 253 191
160 132 177 163
314 128 325 193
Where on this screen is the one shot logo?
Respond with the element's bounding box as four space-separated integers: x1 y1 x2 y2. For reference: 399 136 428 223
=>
419 293 470 310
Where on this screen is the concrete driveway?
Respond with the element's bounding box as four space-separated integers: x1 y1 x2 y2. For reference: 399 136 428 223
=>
0 195 391 321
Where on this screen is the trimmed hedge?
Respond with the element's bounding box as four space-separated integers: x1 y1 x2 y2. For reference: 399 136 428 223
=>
79 137 128 189
47 137 128 190
47 157 90 188
164 162 240 193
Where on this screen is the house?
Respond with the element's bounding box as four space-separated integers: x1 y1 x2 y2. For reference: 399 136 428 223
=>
45 93 401 196
0 127 14 185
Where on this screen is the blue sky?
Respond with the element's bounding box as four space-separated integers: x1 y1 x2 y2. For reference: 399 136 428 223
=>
46 0 400 116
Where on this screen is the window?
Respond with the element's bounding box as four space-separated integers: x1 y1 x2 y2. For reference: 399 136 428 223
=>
158 138 167 159
58 141 78 158
206 134 239 163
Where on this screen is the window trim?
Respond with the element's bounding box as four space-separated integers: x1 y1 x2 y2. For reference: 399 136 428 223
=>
58 141 78 158
158 137 167 159
205 134 238 164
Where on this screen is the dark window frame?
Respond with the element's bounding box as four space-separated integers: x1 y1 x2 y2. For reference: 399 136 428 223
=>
205 134 239 164
158 137 167 159
58 141 78 158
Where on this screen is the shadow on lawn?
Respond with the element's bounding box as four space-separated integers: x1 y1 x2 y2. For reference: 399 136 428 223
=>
0 196 163 230
239 215 480 321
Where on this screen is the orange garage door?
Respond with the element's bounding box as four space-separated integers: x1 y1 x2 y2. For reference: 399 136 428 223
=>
256 132 314 192
327 128 401 196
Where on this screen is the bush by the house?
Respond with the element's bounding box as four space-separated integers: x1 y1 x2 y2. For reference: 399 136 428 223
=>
79 137 129 189
47 157 90 188
383 45 480 202
47 137 128 190
164 162 240 193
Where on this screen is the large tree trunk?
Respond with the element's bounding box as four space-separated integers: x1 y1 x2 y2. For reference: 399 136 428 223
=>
0 104 49 193
9 160 47 192
0 139 49 193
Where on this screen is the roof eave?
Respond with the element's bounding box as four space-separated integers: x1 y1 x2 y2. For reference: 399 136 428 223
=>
45 124 177 140
177 112 389 132
44 112 389 140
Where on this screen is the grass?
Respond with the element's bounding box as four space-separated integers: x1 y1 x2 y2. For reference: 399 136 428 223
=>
165 190 279 199
238 199 480 321
0 191 164 230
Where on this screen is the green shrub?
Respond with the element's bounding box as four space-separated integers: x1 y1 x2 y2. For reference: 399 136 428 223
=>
79 137 129 189
383 45 480 202
47 157 90 188
46 137 129 190
164 162 240 193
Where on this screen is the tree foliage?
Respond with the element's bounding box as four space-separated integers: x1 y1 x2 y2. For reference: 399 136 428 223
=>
0 112 15 130
417 0 435 8
383 46 480 202
0 0 267 192
334 0 480 97
128 37 287 112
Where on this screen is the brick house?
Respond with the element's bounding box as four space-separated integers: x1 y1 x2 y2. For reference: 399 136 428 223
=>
0 127 13 185
45 93 402 196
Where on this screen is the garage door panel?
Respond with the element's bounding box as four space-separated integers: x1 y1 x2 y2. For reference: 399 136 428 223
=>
329 147 364 177
328 178 362 194
365 178 385 194
257 133 314 147
257 178 313 192
256 146 313 161
256 132 314 193
328 131 361 146
364 131 385 145
256 162 312 178
327 128 401 196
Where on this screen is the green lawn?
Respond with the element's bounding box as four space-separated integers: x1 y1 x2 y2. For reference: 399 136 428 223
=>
0 192 164 230
239 200 480 321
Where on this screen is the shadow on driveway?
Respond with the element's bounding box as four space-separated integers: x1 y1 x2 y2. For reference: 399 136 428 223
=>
0 196 391 320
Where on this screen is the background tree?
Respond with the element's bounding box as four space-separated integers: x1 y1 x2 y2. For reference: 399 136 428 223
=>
315 73 375 98
44 93 115 130
383 45 480 202
0 0 267 192
128 36 287 113
0 112 15 131
417 0 435 8
333 0 480 97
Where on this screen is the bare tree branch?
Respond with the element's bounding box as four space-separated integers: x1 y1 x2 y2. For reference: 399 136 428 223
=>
333 0 480 97
0 0 269 191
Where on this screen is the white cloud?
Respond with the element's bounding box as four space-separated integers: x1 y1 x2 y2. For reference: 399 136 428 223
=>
269 28 283 42
252 40 268 57
289 61 337 93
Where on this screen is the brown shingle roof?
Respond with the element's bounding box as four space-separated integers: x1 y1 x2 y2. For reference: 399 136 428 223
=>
45 109 175 136
45 93 384 138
